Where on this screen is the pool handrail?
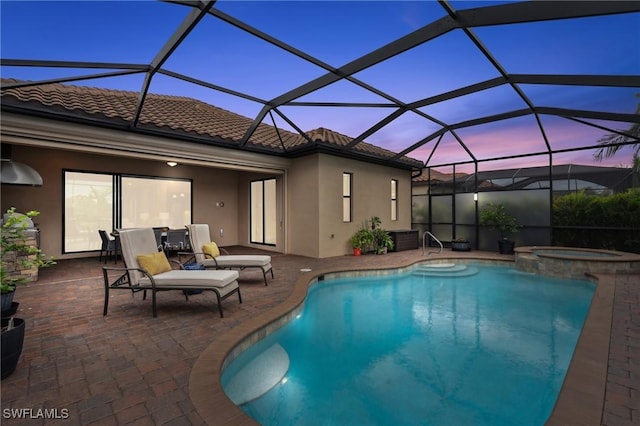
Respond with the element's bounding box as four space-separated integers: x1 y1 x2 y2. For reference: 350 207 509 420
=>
423 231 443 255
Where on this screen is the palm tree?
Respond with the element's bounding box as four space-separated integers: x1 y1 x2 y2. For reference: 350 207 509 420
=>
593 95 640 172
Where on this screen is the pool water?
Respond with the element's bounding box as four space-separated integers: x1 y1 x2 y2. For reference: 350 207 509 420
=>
221 263 595 426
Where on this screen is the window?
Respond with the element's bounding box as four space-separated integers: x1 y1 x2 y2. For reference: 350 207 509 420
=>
250 178 276 245
64 171 114 252
121 176 191 230
343 172 352 222
391 179 398 221
63 171 191 253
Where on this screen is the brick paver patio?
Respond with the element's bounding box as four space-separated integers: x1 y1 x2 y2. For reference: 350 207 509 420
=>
1 248 638 425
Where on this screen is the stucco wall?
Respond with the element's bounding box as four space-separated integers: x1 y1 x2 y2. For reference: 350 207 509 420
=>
285 153 413 258
287 155 320 258
1 145 242 259
317 154 413 258
1 144 414 260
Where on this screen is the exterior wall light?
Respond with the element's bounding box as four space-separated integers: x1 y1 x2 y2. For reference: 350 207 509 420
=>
167 161 178 167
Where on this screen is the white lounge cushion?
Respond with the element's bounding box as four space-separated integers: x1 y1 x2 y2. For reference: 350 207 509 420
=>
187 224 272 266
202 255 271 268
138 269 239 289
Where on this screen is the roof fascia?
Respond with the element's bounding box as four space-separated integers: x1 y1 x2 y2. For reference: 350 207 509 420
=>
0 111 290 174
285 143 420 171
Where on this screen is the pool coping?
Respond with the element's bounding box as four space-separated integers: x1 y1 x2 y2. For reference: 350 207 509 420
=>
546 272 613 426
516 246 640 262
189 255 613 425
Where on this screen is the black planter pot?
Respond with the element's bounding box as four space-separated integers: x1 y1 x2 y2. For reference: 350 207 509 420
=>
451 242 471 252
1 302 19 317
498 239 515 254
2 317 25 380
1 291 15 313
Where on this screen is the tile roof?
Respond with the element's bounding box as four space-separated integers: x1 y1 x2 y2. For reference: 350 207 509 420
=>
305 127 421 167
0 79 423 169
412 169 468 183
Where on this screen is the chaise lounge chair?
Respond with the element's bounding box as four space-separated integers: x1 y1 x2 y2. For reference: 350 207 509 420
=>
185 224 273 286
102 228 241 318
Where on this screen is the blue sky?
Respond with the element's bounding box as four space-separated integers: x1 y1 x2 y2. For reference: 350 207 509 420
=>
1 1 638 172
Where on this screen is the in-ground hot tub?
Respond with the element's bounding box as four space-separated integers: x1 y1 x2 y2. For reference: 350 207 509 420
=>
515 246 640 279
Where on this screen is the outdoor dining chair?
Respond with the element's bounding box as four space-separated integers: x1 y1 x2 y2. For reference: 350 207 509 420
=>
98 229 117 264
164 228 189 254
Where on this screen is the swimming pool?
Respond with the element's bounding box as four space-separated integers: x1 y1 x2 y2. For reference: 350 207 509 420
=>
221 263 595 425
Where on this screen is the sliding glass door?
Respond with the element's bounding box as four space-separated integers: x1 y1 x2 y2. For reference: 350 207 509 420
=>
64 171 114 252
121 176 191 230
250 178 276 245
63 171 191 253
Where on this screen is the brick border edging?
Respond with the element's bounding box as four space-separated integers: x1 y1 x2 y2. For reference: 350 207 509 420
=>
189 256 612 425
545 273 614 426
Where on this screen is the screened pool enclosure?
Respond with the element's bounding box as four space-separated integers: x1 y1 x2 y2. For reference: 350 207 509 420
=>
1 1 639 251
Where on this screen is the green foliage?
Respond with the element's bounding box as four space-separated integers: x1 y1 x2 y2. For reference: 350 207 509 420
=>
351 228 374 249
479 203 519 240
350 217 394 253
1 208 56 293
553 189 640 252
372 228 394 253
593 95 640 167
370 216 381 230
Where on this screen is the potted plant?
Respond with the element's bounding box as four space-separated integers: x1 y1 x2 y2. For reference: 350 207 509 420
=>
451 237 471 252
479 202 519 254
351 227 373 256
372 228 394 254
1 207 55 379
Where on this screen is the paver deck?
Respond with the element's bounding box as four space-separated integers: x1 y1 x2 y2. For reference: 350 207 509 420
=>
1 247 638 425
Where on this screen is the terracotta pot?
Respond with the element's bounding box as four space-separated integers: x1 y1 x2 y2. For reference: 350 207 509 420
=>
353 248 362 256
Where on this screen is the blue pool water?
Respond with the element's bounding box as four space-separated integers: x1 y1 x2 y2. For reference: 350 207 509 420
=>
221 263 595 426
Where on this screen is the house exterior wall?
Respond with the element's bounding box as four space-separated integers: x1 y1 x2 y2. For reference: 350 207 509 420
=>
283 153 414 258
1 114 415 260
287 155 321 258
316 154 413 258
0 144 243 259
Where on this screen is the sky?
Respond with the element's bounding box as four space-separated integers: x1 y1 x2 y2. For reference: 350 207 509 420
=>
1 1 639 173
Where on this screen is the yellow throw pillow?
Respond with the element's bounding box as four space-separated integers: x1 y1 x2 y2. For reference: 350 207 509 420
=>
136 252 172 275
202 242 220 258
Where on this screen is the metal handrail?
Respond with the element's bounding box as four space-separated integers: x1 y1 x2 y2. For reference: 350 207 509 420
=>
422 231 443 255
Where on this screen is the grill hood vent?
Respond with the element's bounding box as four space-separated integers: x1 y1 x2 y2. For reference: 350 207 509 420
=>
0 144 43 186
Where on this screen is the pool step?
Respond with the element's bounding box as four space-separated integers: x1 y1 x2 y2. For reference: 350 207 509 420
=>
412 263 479 277
224 343 289 405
